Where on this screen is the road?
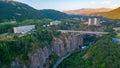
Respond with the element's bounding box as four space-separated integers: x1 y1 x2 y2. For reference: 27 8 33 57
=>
0 33 7 36
56 30 109 35
53 53 71 68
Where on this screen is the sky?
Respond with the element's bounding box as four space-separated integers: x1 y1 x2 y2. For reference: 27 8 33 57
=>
14 0 120 11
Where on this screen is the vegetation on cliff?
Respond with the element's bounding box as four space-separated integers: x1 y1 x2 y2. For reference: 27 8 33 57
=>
0 19 61 67
0 18 86 67
0 30 55 67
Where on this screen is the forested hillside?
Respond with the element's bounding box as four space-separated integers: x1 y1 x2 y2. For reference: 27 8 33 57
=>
0 1 70 22
59 33 120 68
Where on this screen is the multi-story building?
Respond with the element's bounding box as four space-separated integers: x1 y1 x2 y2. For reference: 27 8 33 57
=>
50 20 61 25
13 25 35 34
113 27 120 31
88 18 100 26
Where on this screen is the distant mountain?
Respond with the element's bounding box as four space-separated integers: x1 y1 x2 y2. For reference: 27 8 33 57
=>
68 14 102 19
65 8 112 15
40 9 70 20
0 1 70 22
100 7 120 19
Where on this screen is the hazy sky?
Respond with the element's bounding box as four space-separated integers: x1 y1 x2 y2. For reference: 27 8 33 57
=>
14 0 120 11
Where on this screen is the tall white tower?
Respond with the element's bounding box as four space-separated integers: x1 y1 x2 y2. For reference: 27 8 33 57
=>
88 18 100 26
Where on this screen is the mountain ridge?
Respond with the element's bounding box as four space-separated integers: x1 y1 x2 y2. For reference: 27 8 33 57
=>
100 7 120 19
64 8 112 15
0 1 70 22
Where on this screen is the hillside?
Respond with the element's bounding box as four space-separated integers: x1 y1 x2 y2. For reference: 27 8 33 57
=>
65 8 112 15
0 1 70 22
85 35 120 68
0 1 45 21
40 9 70 20
59 33 120 68
101 7 120 19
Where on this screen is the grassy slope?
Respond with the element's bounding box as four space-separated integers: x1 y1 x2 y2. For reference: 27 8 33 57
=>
101 7 120 19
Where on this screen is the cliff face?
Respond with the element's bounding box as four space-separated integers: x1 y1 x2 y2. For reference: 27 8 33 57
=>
53 35 83 57
11 47 50 68
29 47 50 68
11 34 83 68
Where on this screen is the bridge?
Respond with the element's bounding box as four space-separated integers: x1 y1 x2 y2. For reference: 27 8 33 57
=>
56 30 109 35
53 30 109 68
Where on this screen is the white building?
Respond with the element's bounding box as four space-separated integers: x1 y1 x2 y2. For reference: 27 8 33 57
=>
50 21 61 25
13 25 35 34
113 27 120 31
88 18 100 26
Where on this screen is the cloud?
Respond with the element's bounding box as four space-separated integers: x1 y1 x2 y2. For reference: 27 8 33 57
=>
110 4 120 8
90 1 96 4
101 0 111 5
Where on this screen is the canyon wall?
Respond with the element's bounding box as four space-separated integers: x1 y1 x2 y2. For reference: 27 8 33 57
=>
53 34 83 57
11 34 83 68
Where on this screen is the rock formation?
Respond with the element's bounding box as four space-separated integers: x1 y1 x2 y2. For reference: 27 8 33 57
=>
11 34 83 68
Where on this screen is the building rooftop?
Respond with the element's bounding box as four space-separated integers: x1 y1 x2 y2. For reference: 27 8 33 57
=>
13 25 35 34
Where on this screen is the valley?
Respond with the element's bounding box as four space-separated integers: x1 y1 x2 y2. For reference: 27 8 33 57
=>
0 0 120 68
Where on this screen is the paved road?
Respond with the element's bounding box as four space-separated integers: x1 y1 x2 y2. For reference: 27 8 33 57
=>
53 53 71 68
0 33 7 36
56 30 109 35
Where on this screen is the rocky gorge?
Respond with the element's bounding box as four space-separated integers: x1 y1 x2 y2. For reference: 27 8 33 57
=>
11 34 83 68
